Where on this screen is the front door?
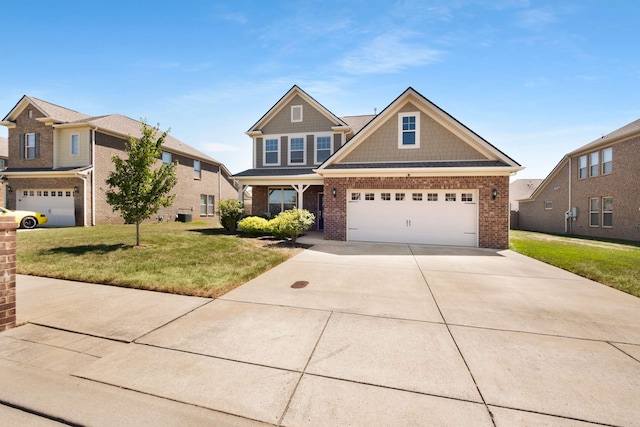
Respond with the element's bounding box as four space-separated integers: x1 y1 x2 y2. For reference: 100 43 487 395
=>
318 193 324 230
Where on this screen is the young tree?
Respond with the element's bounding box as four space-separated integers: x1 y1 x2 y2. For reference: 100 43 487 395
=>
105 121 177 246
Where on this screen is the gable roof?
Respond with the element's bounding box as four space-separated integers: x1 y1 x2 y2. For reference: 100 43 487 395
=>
2 95 90 123
247 85 348 133
567 117 640 157
318 87 521 174
2 95 230 174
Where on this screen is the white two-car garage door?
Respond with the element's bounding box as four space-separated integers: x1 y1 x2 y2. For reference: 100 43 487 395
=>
17 189 76 227
347 189 478 247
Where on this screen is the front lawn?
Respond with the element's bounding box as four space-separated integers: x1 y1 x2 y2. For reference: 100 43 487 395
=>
510 230 640 298
16 222 299 297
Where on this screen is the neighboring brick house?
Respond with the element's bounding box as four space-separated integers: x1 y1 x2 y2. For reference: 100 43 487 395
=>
509 179 542 229
234 86 522 249
0 96 237 227
518 118 640 242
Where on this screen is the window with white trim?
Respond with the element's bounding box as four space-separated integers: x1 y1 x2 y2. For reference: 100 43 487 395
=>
602 197 613 227
264 138 279 165
291 105 303 122
268 188 297 215
589 198 599 227
589 152 599 177
162 151 172 164
289 137 305 164
315 135 332 164
602 147 612 175
398 112 420 148
194 160 201 179
25 133 37 159
578 155 587 179
71 134 79 156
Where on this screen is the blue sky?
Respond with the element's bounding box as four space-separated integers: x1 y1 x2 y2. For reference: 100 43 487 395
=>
1 0 639 180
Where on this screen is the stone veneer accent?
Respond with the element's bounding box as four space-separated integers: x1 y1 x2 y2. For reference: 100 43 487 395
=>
323 175 510 249
0 216 18 331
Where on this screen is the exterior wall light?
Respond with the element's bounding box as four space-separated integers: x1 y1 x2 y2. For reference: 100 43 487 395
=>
492 188 498 200
74 186 79 193
6 186 11 193
332 188 337 198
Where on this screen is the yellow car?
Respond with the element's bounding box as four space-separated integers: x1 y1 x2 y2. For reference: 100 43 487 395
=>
0 207 48 229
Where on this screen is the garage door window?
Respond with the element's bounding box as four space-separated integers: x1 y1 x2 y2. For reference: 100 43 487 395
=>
351 193 361 201
445 193 456 202
461 193 473 202
381 193 391 201
395 193 405 201
427 193 438 201
365 193 375 201
412 193 422 201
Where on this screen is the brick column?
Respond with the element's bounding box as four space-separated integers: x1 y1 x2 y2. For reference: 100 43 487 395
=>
0 216 18 332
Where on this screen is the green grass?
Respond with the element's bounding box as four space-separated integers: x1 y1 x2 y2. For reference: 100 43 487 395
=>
17 222 295 297
510 230 640 298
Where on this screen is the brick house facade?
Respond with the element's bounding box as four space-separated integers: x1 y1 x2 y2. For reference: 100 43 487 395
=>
1 96 237 227
235 86 521 249
518 118 640 242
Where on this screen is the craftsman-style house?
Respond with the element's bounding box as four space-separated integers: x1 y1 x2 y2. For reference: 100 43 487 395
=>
234 86 522 249
0 96 237 226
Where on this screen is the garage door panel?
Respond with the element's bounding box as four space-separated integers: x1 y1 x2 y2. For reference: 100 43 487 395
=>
347 190 477 247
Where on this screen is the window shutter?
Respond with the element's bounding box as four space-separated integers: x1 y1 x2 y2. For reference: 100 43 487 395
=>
35 133 40 158
19 134 25 159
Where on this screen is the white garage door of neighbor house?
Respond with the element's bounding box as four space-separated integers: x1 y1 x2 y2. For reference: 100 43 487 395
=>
17 189 76 227
347 189 478 247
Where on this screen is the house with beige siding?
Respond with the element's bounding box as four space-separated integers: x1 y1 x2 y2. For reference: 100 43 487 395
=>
0 96 237 227
518 118 640 242
235 86 522 249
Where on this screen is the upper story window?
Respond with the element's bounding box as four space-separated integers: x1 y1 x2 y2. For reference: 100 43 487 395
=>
0 159 5 170
22 133 39 159
602 147 612 175
162 151 172 164
398 112 420 148
194 160 201 179
589 151 599 177
71 134 79 156
264 138 279 165
578 155 587 179
289 137 305 164
291 105 303 123
315 135 332 164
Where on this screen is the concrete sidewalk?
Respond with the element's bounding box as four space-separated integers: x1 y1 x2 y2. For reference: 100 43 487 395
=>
1 240 640 426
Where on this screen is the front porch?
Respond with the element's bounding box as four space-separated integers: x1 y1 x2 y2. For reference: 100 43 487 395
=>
247 184 326 231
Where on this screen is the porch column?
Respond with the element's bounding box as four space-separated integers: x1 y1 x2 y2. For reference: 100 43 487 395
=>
291 184 310 209
238 184 248 202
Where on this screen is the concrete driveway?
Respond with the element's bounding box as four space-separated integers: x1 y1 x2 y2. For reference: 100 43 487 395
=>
1 239 640 426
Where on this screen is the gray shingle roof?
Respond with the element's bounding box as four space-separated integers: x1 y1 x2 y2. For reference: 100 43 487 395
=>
567 117 640 156
233 168 316 177
340 115 376 135
324 160 510 169
29 97 91 123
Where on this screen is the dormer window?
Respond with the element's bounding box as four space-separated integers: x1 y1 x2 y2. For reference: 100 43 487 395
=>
291 105 303 123
398 112 420 148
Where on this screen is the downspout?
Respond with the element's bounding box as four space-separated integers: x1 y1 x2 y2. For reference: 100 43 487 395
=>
91 128 96 226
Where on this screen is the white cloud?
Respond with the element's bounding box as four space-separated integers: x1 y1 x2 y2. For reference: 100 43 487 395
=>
338 30 442 75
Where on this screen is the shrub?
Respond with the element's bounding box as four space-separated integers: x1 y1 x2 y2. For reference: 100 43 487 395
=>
268 208 315 243
237 216 271 236
217 199 244 233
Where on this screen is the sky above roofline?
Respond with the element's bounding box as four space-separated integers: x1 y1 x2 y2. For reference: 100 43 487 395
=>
1 0 639 180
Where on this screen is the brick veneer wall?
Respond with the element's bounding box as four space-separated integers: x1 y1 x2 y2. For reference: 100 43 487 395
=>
0 216 17 331
8 106 54 169
323 175 510 249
